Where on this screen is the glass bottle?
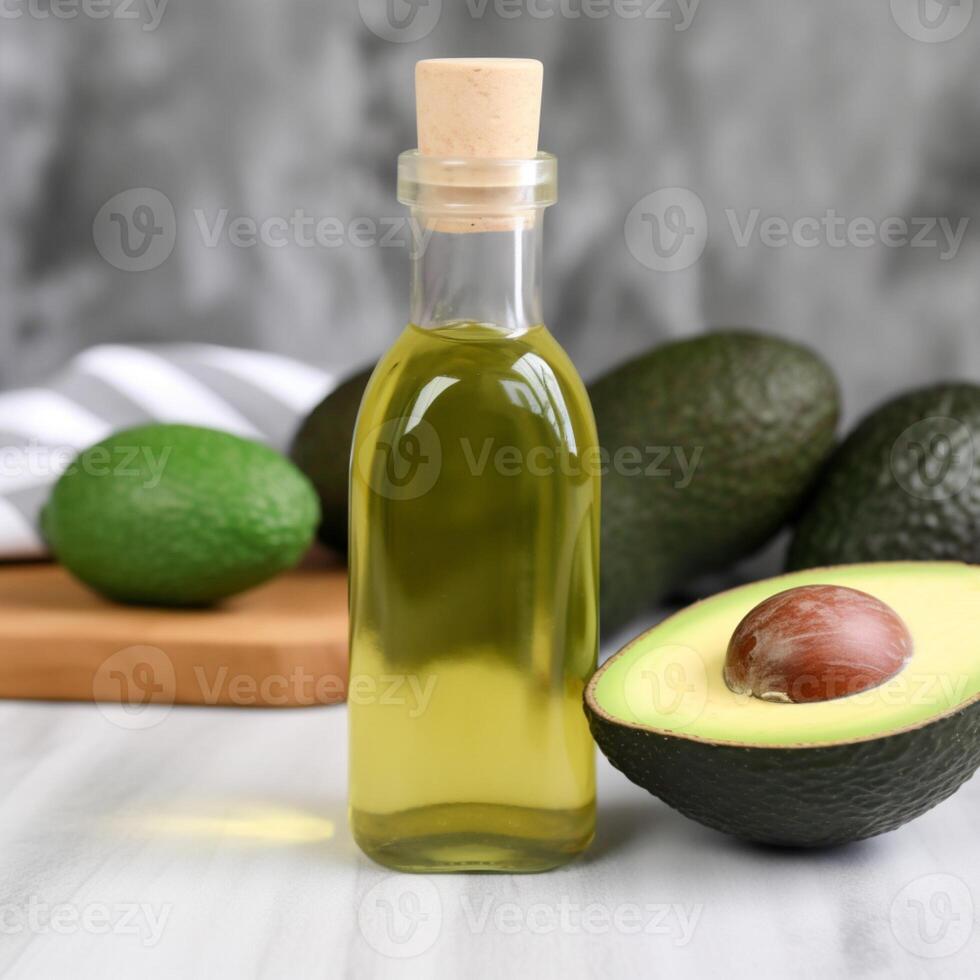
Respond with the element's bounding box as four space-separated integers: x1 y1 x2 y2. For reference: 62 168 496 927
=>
347 81 599 874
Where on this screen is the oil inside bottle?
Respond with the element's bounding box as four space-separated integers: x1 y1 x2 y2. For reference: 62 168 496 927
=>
348 320 599 872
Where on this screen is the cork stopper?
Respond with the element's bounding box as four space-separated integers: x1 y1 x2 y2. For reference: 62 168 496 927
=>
408 58 551 233
416 58 543 159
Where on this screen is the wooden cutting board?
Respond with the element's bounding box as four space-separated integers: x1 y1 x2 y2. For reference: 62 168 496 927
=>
0 563 349 707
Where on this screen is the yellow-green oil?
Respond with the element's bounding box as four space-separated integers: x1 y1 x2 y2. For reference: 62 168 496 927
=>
348 321 599 872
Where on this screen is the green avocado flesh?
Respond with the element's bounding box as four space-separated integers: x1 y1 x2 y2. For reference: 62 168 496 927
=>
593 562 980 746
586 562 980 846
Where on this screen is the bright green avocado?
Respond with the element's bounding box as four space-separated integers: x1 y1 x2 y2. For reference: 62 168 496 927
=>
585 562 980 846
42 424 320 606
589 330 839 632
788 383 980 570
291 367 372 553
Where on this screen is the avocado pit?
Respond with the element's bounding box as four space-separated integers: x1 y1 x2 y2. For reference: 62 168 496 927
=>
723 584 914 704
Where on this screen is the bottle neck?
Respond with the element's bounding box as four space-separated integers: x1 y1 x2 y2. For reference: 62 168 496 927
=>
409 214 544 334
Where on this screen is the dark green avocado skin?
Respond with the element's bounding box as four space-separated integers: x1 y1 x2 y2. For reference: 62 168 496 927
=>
789 384 980 570
586 697 980 847
291 367 373 553
589 331 839 632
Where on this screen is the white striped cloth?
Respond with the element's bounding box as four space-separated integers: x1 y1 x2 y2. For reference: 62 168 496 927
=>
0 344 335 558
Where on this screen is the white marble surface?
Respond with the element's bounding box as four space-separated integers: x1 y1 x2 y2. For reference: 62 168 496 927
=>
0 691 976 979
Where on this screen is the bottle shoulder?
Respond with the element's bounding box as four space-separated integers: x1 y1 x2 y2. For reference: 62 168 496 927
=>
357 323 596 448
369 322 592 400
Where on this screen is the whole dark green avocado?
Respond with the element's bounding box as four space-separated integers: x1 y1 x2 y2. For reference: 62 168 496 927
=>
42 424 320 606
590 331 839 631
788 383 980 570
291 367 373 553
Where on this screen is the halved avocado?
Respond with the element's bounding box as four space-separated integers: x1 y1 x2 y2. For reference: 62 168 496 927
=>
585 562 980 847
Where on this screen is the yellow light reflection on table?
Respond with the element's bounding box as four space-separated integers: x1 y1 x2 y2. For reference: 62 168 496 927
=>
117 804 336 845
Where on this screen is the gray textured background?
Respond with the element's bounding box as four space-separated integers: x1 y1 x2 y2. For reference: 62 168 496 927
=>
2 0 979 426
